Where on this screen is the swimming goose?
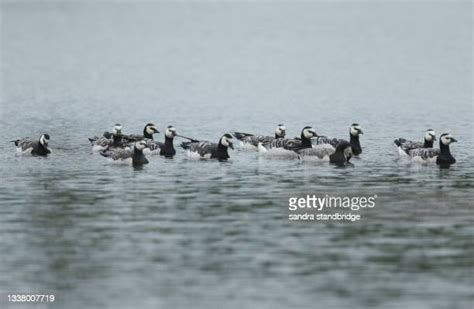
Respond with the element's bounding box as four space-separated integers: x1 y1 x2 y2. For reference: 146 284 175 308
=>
404 133 457 167
180 134 234 161
122 123 160 143
89 124 126 151
296 141 353 165
313 124 363 156
100 140 149 166
12 134 51 156
143 125 178 158
258 126 318 154
394 129 436 156
233 124 286 149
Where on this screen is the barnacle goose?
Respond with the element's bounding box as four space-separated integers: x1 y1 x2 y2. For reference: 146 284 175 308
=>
394 129 436 156
122 123 160 143
142 125 178 158
100 140 149 166
233 124 286 149
296 141 353 165
12 134 51 156
312 124 363 156
257 126 317 158
180 134 234 161
403 133 457 167
89 124 126 151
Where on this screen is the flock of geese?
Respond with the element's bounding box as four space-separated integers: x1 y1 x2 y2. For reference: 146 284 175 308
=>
12 123 457 168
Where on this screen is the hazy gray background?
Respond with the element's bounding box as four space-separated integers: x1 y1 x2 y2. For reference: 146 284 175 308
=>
1 1 472 308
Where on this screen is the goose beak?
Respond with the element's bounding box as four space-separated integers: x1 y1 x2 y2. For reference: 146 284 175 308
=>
153 127 160 133
451 138 458 143
281 130 286 136
229 142 234 150
310 131 318 137
357 129 363 134
431 135 436 141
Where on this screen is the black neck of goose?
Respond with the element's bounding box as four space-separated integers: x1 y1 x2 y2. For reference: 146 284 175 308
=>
165 135 174 147
440 141 451 155
217 143 229 158
113 134 122 145
423 139 433 148
350 134 361 154
38 140 47 151
300 133 312 148
143 129 154 140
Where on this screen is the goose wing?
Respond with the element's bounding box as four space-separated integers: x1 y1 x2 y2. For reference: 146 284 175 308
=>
181 140 217 156
100 148 133 160
296 144 336 159
407 148 440 159
313 136 341 148
242 135 274 146
233 132 254 140
122 134 144 143
394 138 423 152
264 138 303 151
143 139 163 151
92 136 113 147
13 138 36 151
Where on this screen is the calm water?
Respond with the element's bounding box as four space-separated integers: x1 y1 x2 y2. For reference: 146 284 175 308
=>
1 1 473 308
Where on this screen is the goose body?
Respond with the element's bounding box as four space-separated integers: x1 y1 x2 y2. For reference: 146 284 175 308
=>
100 141 149 166
122 123 159 143
296 141 352 165
89 124 127 152
395 129 436 156
258 126 317 158
312 124 363 156
181 134 233 161
89 132 114 151
141 126 177 158
233 124 286 150
403 133 457 167
13 134 51 156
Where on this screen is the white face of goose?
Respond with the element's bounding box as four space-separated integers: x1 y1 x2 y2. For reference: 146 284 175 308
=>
424 129 436 141
113 124 123 135
303 127 317 139
40 135 49 146
165 126 177 138
275 125 286 137
146 125 159 135
135 140 147 150
441 133 457 145
350 124 363 136
220 135 234 148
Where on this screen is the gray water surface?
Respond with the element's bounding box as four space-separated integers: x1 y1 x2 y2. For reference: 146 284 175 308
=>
1 1 473 308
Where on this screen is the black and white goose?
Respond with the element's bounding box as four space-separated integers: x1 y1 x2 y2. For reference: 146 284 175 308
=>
180 134 234 161
258 126 318 158
394 129 436 156
12 134 51 156
89 124 126 151
296 141 353 165
122 123 160 143
100 140 149 166
313 124 363 156
233 124 286 149
403 133 457 167
143 125 178 158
